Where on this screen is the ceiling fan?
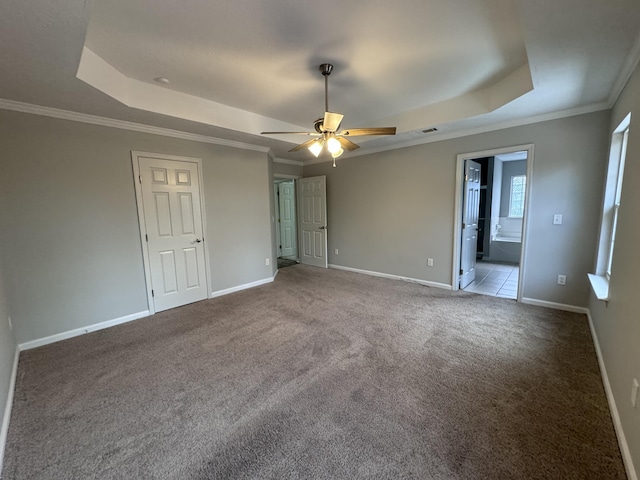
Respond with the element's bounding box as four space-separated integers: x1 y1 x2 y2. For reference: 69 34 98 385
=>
261 63 396 165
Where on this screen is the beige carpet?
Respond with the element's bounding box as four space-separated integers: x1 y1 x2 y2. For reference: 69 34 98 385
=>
3 265 626 479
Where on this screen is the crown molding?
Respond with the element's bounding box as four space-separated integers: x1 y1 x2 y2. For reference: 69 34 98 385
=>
0 99 271 153
273 157 303 166
300 102 610 167
608 31 640 107
0 97 612 167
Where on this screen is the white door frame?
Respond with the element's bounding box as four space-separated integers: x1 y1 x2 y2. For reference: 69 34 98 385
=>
451 144 534 301
131 151 212 315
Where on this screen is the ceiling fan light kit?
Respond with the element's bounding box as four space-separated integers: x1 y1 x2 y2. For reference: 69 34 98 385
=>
261 63 396 165
308 140 323 157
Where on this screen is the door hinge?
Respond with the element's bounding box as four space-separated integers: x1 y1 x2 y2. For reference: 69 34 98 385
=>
459 269 464 275
145 234 148 242
462 222 466 229
151 289 154 297
138 175 142 184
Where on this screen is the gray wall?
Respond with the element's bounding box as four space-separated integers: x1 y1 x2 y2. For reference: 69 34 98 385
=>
0 109 273 344
273 160 303 178
304 110 610 307
268 157 278 277
589 61 640 475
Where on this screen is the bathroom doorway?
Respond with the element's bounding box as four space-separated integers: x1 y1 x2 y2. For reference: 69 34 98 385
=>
452 145 533 300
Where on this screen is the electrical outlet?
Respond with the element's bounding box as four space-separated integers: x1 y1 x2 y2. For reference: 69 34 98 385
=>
427 258 434 267
557 275 566 285
553 214 563 225
7 316 12 331
334 248 339 255
632 379 639 408
265 258 270 266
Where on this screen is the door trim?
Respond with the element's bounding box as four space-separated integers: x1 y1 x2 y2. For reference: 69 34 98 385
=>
451 144 534 301
131 151 212 314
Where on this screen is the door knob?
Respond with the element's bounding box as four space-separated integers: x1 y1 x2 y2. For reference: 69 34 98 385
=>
319 226 327 230
191 238 202 244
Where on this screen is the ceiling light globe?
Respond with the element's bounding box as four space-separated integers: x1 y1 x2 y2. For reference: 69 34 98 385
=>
327 136 341 154
331 147 344 158
308 141 323 157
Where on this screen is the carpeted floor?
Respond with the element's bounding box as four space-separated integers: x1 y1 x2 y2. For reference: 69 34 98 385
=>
3 265 626 479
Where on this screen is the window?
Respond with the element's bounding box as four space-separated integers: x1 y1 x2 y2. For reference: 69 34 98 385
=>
605 124 629 278
508 175 526 218
589 113 631 300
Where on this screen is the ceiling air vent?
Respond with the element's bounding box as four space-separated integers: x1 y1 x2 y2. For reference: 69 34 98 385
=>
422 128 438 133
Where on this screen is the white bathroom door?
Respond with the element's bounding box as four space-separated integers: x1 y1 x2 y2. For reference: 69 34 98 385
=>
137 155 208 312
460 160 481 288
299 176 327 268
279 181 297 258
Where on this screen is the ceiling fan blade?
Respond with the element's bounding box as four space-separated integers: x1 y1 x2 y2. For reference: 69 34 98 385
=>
337 137 360 151
288 138 320 153
323 112 344 132
338 127 396 136
260 131 319 135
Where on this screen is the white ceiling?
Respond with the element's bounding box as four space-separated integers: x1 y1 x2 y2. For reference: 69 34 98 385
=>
1 0 639 163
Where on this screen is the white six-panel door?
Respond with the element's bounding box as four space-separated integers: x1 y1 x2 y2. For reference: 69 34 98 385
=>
278 181 297 259
299 176 327 268
136 155 208 312
460 160 481 289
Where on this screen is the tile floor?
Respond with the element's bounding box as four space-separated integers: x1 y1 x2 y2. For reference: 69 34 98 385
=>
463 261 519 299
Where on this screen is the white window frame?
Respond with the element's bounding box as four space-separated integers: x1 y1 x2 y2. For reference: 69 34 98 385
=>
508 174 526 218
605 127 628 278
588 113 630 301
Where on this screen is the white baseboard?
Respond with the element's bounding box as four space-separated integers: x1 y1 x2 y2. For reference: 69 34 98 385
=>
19 310 150 351
520 297 588 314
210 275 276 299
586 310 637 480
328 264 452 290
0 346 19 476
19 274 280 351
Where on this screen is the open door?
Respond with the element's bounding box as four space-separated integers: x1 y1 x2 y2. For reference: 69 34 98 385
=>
278 181 297 258
299 175 328 268
460 160 481 288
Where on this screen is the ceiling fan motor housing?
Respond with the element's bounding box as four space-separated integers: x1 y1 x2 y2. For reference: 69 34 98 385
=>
319 63 333 76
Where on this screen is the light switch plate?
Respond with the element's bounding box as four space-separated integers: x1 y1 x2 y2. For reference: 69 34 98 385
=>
553 214 563 225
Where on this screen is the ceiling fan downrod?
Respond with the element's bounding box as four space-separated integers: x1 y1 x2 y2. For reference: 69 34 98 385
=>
320 63 333 113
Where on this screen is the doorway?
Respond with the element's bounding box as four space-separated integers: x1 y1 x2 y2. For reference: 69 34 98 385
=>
452 145 533 300
273 175 329 270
